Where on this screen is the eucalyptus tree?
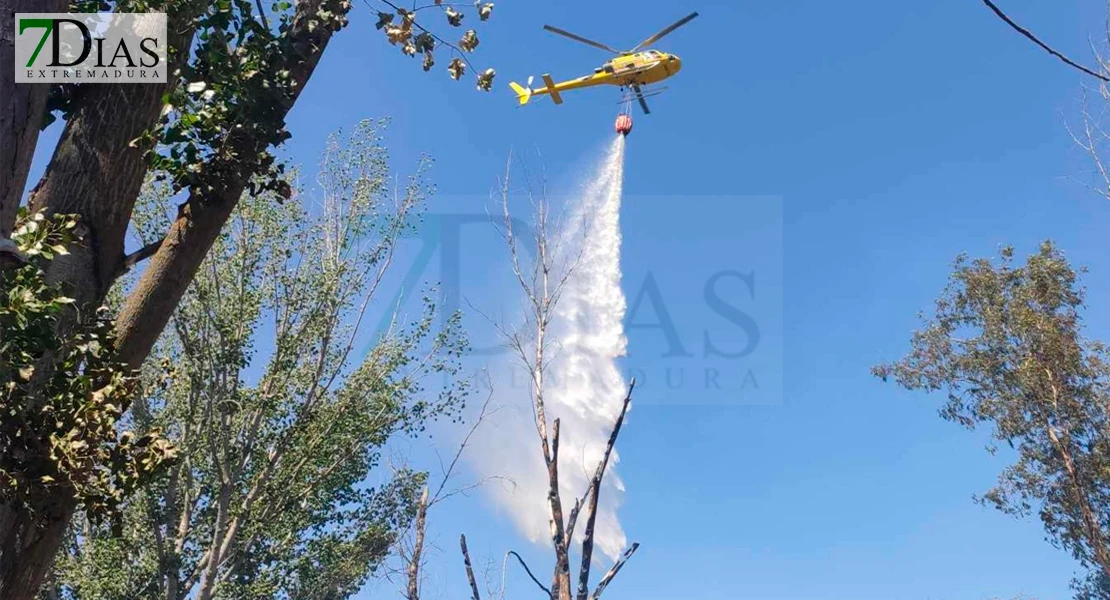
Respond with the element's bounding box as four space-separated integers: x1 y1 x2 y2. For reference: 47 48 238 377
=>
876 243 1110 598
44 121 469 600
0 0 494 595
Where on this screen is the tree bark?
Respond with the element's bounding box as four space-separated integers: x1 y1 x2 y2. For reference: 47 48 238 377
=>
0 1 345 598
0 0 64 239
0 20 195 598
115 0 344 368
196 483 232 600
27 82 173 299
459 534 481 600
407 486 429 600
0 500 75 600
115 184 243 366
546 420 572 600
1046 423 1110 578
26 17 192 301
575 384 633 600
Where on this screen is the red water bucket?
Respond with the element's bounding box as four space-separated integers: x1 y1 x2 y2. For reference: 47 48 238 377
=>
614 113 633 136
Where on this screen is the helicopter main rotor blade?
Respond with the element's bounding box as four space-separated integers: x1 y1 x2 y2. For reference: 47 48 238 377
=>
632 84 651 115
630 11 699 53
543 24 623 54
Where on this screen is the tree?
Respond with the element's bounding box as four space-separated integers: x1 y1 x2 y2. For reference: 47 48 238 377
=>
0 210 177 599
456 164 639 600
43 120 469 600
0 0 495 595
875 242 1110 598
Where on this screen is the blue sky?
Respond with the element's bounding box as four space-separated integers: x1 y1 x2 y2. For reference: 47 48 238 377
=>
302 1 1106 598
22 0 1110 598
240 0 1110 598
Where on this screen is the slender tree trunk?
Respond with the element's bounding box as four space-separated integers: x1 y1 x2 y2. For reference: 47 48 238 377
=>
1046 423 1110 577
407 486 429 600
459 534 482 600
196 484 232 600
575 385 632 600
546 421 572 600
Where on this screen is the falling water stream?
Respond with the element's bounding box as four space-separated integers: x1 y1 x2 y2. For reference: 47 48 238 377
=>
471 135 631 560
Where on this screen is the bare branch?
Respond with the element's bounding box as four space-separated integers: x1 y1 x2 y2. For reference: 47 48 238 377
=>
506 551 552 597
121 236 165 274
429 375 497 506
589 543 639 600
575 381 635 600
460 534 482 600
981 0 1110 81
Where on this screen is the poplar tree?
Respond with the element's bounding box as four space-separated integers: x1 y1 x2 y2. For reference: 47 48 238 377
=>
46 121 468 600
0 0 493 595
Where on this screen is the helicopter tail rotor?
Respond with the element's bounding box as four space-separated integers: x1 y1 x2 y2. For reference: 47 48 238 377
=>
509 81 533 105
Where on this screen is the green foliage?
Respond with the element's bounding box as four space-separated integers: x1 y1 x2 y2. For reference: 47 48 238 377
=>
49 120 469 600
48 0 500 203
0 210 176 529
136 0 492 201
875 242 1110 598
142 0 321 199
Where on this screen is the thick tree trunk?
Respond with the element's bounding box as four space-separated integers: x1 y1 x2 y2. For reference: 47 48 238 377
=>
27 83 169 298
0 0 65 240
115 0 342 367
0 19 190 600
0 0 345 595
115 179 244 367
27 38 191 302
1 1 40 225
0 501 76 600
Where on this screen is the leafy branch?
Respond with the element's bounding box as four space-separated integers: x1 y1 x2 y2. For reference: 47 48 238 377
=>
368 0 497 89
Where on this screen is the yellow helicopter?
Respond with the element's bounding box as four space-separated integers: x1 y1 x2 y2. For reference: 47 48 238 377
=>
509 12 698 115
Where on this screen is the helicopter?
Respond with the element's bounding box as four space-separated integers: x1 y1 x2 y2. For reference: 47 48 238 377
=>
509 12 698 115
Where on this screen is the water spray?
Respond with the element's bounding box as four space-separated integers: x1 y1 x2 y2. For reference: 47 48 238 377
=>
543 133 630 559
473 135 632 560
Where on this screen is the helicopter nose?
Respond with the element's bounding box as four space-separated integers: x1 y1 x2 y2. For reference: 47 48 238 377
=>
668 54 682 73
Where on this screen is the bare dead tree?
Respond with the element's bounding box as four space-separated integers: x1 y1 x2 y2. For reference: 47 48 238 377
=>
459 157 639 600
